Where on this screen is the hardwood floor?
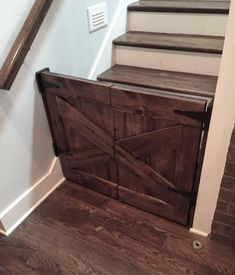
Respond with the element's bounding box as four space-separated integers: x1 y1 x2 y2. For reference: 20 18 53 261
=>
0 181 234 275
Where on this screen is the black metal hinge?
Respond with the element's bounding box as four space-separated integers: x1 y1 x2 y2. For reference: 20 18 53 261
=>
35 68 50 94
36 68 60 93
36 68 61 157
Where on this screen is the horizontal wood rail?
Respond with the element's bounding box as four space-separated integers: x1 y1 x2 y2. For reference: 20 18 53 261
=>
0 0 53 90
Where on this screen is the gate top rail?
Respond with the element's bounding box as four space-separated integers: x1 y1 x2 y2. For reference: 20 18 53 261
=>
0 0 53 91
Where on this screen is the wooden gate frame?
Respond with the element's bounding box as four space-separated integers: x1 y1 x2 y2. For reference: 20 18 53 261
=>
36 68 212 226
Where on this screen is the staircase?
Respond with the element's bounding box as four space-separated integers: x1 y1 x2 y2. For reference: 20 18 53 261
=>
98 0 230 98
36 0 231 227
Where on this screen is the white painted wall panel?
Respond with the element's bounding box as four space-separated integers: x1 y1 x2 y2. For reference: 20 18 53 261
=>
116 46 221 75
192 0 235 235
0 0 34 66
130 12 228 36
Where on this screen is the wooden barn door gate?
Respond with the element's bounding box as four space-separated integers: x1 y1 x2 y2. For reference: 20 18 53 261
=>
36 69 211 226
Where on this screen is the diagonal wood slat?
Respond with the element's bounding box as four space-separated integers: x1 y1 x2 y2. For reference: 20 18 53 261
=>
115 145 175 190
56 96 178 203
56 96 114 159
116 125 183 157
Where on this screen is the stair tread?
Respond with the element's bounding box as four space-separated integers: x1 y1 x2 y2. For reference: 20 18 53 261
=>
128 1 230 14
97 65 217 97
113 32 224 54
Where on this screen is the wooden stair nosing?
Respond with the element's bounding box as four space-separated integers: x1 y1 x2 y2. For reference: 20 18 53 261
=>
113 32 224 54
97 65 217 98
128 1 230 14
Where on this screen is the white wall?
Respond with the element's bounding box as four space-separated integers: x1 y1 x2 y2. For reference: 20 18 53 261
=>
0 0 133 233
192 0 235 235
0 0 33 66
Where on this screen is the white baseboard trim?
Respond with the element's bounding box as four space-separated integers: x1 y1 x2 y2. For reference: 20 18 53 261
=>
0 157 65 236
189 228 209 238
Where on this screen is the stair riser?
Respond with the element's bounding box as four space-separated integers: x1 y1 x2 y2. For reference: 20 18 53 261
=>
115 46 221 76
129 12 228 36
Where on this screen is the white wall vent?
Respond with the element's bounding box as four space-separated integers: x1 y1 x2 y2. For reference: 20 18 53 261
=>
87 3 108 33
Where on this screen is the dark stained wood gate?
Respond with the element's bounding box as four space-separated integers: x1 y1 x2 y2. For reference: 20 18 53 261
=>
37 69 209 225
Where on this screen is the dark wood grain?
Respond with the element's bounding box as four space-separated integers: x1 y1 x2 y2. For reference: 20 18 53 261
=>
37 71 208 225
56 91 180 205
116 125 182 157
1 181 235 275
98 65 218 97
112 86 206 225
116 143 176 190
111 85 207 127
37 72 119 198
56 96 114 158
0 0 53 90
68 170 118 199
114 31 224 54
128 0 230 14
118 186 189 224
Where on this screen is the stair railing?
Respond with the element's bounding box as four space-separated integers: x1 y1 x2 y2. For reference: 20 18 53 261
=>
0 0 53 90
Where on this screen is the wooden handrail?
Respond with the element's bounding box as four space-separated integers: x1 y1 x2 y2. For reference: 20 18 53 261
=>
0 0 53 90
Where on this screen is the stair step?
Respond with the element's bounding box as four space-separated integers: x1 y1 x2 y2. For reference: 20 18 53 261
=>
128 1 230 14
98 65 217 97
113 32 224 54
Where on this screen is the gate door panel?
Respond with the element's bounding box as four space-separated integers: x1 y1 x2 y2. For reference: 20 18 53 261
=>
37 71 118 198
111 86 207 224
37 70 208 225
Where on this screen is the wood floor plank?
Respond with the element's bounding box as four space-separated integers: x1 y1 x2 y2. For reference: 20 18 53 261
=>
128 1 230 14
56 183 235 274
0 237 39 275
98 65 217 97
113 31 224 54
0 181 235 275
17 195 211 274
